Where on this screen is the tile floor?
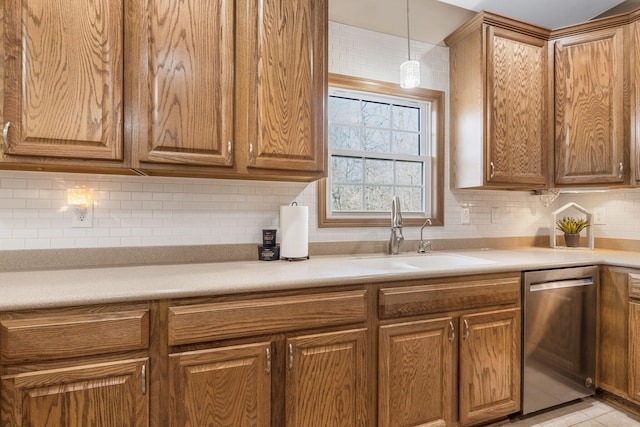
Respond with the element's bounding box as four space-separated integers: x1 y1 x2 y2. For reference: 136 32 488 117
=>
509 398 640 426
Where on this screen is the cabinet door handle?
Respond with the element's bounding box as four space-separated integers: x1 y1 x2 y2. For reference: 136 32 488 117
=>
288 343 294 370
448 321 455 342
463 319 470 340
265 347 271 375
618 162 624 179
249 143 255 165
227 140 232 164
141 363 147 395
489 161 495 179
2 121 10 150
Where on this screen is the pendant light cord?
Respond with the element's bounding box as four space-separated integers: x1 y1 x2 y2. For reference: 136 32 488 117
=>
406 0 411 61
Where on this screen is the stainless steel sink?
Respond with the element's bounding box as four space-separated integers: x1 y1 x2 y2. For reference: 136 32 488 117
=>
349 253 494 271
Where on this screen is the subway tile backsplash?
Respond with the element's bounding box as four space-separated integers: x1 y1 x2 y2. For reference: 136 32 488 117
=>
1 22 639 250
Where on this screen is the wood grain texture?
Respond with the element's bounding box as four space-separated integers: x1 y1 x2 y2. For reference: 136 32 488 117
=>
629 302 640 403
169 343 271 427
487 27 548 185
555 27 625 185
286 328 367 426
378 318 453 427
247 0 327 172
634 20 640 185
379 275 521 319
458 308 521 426
598 266 630 396
142 0 233 166
1 358 148 427
631 274 640 299
1 310 149 364
4 0 123 160
447 16 550 189
168 290 367 345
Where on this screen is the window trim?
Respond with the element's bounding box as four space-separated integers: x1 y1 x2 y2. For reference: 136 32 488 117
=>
318 73 445 228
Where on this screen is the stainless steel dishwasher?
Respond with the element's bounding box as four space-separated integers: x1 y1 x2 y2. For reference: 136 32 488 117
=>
522 265 598 415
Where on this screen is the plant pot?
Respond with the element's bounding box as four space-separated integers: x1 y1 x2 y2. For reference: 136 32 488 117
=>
564 233 580 247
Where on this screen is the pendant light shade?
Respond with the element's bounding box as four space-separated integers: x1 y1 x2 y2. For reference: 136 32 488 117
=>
400 60 420 89
400 0 420 88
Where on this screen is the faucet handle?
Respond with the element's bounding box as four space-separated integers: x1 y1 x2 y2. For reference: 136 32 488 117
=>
418 240 432 253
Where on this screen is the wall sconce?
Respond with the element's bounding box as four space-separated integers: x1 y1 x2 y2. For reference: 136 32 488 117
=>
67 188 94 227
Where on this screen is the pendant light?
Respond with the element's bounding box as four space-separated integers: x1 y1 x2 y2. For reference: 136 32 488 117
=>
400 0 420 89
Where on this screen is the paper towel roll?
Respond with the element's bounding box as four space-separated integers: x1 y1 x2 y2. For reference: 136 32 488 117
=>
280 204 309 260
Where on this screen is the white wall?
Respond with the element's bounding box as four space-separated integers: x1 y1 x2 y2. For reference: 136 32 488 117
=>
0 23 566 250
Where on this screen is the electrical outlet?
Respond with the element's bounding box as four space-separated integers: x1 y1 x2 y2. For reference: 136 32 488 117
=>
71 204 93 228
593 207 607 225
491 207 500 224
461 207 470 225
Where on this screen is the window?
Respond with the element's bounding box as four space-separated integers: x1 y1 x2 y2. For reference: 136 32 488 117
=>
319 74 444 227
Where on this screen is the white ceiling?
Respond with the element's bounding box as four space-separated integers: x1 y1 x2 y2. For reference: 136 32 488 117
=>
328 0 640 45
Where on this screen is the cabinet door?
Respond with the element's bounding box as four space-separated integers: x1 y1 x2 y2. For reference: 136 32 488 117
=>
3 0 123 160
555 27 625 185
1 358 148 427
486 26 548 186
286 328 367 426
378 318 454 427
136 0 234 167
459 308 521 426
169 342 271 427
242 0 327 173
629 302 640 403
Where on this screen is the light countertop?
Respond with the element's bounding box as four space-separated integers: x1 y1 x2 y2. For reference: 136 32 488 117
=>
2 247 639 311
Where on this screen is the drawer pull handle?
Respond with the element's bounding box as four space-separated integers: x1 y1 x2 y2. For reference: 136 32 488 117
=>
463 319 470 340
141 363 146 395
288 343 294 370
266 347 271 375
448 321 455 342
2 121 10 150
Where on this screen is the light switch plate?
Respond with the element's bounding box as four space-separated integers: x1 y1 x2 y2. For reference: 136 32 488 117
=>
461 207 470 225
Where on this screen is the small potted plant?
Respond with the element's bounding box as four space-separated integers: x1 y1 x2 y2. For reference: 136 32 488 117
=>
555 216 590 247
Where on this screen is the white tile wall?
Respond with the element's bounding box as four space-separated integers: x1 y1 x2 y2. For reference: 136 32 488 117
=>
3 21 622 251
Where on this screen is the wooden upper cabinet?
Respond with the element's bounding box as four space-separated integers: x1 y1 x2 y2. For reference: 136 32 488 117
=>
554 27 626 185
446 13 550 189
134 0 234 169
632 18 640 185
241 0 327 176
3 0 123 161
486 27 548 186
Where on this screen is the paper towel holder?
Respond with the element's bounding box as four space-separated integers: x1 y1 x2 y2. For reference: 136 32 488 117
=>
280 201 310 261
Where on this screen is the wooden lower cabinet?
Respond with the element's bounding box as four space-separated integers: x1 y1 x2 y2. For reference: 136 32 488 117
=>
1 358 148 427
287 328 368 426
378 317 455 427
459 308 521 426
378 309 520 427
630 302 640 403
169 342 271 426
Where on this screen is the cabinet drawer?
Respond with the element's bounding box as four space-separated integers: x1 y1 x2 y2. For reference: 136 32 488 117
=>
379 276 520 319
1 310 150 364
168 290 367 345
630 274 640 300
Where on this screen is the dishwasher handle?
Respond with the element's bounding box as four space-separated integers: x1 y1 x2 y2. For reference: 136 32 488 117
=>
529 277 594 292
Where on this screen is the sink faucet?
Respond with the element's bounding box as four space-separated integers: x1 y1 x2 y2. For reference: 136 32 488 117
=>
418 218 432 253
389 196 404 255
